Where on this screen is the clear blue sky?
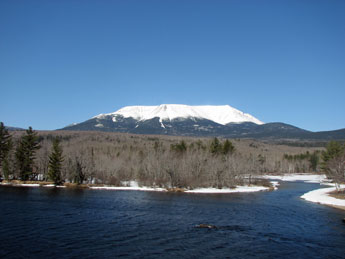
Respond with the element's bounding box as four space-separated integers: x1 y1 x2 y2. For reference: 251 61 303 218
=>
1 0 344 132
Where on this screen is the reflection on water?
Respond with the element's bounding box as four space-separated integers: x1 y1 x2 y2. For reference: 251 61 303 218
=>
0 182 344 258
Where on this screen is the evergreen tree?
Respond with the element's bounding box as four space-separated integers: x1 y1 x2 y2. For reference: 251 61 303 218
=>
48 138 64 185
74 159 85 185
321 141 344 172
15 127 40 180
309 152 319 171
0 122 12 170
210 137 222 155
222 139 235 155
2 156 11 180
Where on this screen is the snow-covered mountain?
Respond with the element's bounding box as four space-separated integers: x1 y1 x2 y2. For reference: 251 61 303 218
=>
62 104 265 136
94 104 263 126
61 104 345 140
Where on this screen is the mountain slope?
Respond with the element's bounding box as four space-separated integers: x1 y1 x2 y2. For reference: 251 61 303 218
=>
61 104 345 140
5 126 25 131
95 104 264 125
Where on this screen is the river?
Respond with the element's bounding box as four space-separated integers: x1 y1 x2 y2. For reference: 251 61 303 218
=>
0 181 344 258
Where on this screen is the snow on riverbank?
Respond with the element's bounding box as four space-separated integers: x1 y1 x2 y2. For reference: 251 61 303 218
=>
261 173 327 183
301 185 345 208
90 180 166 192
262 173 345 209
0 182 66 188
0 183 41 187
185 185 270 193
0 181 274 193
90 184 272 193
16 183 40 187
270 181 280 190
90 186 166 192
0 179 283 194
90 180 275 193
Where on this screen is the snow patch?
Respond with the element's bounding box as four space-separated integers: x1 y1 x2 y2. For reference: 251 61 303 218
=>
95 123 104 128
89 181 270 193
270 181 280 190
90 180 166 192
185 185 269 193
121 180 138 187
261 174 327 183
160 120 165 128
11 184 40 187
301 185 345 207
90 186 166 192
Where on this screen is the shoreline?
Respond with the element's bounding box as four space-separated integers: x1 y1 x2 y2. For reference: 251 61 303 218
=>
2 174 344 210
300 186 345 211
262 173 345 211
0 181 275 194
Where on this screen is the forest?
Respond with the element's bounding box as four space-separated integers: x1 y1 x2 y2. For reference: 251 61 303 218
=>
0 122 344 189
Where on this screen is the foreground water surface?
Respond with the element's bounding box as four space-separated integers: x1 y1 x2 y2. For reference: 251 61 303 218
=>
0 182 345 258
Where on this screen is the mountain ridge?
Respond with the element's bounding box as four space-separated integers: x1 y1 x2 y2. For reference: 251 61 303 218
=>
94 104 263 125
61 104 345 140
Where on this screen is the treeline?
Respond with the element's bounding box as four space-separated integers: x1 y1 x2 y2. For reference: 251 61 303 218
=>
0 123 63 185
283 151 320 172
320 141 345 189
282 142 345 188
1 122 344 188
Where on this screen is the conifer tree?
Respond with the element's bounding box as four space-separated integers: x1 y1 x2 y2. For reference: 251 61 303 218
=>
321 141 345 185
48 138 64 185
74 159 85 185
0 122 13 179
0 122 12 166
309 152 319 171
321 141 344 172
2 157 11 180
210 137 222 155
222 139 235 155
15 127 40 180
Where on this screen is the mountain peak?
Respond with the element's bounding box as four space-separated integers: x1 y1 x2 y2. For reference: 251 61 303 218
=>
62 105 345 140
95 104 263 125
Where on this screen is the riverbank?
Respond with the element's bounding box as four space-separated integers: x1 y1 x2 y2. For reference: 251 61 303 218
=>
0 180 276 194
260 173 328 183
2 175 344 209
301 185 345 211
0 180 66 188
185 185 270 193
262 173 345 211
89 185 272 193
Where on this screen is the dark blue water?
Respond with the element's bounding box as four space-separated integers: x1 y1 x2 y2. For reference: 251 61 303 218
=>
1 182 345 258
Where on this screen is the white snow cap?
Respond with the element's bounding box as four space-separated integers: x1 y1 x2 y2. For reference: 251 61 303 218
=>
96 104 264 125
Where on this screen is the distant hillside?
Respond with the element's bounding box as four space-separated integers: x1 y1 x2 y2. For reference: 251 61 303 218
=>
5 126 25 131
61 115 345 141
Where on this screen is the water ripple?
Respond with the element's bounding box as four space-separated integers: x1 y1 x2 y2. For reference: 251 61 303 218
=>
1 182 345 258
